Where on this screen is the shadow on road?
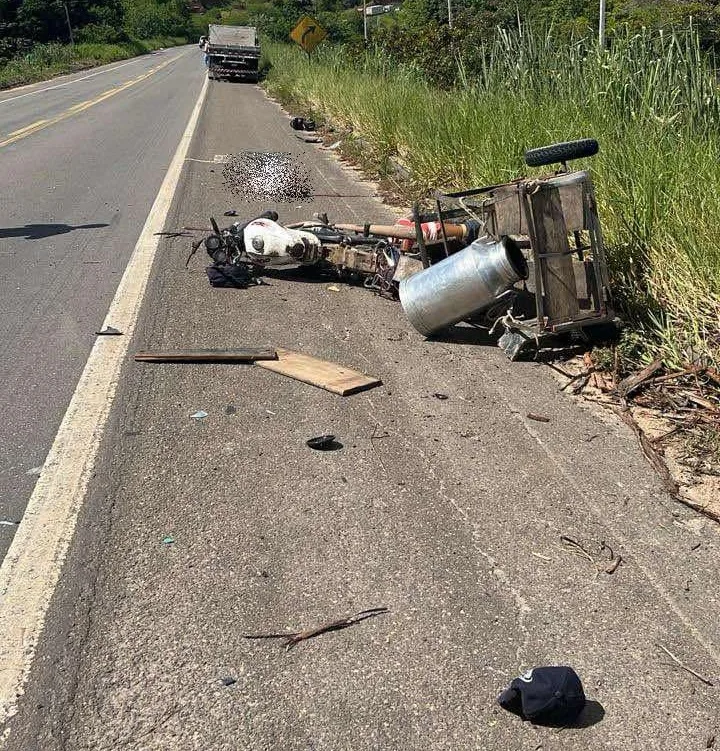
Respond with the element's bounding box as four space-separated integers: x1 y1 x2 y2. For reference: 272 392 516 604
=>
0 223 109 240
428 324 499 347
571 700 606 728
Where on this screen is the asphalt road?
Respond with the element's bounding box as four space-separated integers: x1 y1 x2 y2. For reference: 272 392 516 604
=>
0 46 205 559
3 72 720 749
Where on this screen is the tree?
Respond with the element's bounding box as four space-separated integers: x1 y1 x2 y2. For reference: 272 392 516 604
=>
122 0 191 38
16 0 67 42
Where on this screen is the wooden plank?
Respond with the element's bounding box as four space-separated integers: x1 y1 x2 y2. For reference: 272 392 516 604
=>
558 183 586 232
616 359 663 398
491 185 525 236
530 185 580 324
135 348 277 363
491 182 584 237
256 349 382 396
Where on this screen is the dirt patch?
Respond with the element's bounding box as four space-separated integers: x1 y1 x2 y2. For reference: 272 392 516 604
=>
556 354 720 524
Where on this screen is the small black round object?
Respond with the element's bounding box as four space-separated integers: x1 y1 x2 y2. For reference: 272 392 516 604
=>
204 234 222 252
306 434 343 451
303 119 316 131
290 116 304 130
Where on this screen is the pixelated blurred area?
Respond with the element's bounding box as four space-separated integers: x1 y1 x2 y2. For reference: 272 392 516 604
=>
222 151 314 203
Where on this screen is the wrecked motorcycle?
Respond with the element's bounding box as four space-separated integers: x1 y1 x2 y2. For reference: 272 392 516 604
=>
196 210 423 297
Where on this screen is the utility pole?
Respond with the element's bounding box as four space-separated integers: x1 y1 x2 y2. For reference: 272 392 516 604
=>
447 0 453 28
598 0 606 49
363 0 368 42
63 2 74 46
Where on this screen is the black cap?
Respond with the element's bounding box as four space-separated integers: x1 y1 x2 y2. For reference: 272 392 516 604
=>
497 666 586 726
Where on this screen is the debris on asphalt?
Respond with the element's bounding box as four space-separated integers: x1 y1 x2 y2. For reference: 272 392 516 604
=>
614 407 680 498
242 607 388 652
256 349 381 396
161 535 175 545
290 116 316 132
327 284 341 292
135 348 277 364
25 466 42 476
560 535 595 565
369 424 390 473
497 666 586 726
433 393 449 400
220 676 237 686
225 405 237 415
190 410 208 420
560 367 595 394
0 520 20 527
600 540 623 574
185 237 204 268
96 326 122 336
559 535 622 575
223 210 238 217
306 434 343 451
656 643 714 686
531 551 553 562
527 413 550 423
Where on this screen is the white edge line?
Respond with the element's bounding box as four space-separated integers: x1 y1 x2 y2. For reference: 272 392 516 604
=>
0 73 208 733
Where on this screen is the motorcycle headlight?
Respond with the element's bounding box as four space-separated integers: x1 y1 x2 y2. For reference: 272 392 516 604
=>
204 234 222 252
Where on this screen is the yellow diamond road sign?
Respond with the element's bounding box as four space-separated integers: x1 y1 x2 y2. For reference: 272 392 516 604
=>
290 16 327 54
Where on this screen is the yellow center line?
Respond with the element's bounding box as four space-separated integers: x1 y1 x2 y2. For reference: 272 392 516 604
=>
0 56 178 150
6 119 48 138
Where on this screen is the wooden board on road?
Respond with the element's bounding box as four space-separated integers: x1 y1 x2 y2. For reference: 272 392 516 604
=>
135 348 277 363
256 349 381 396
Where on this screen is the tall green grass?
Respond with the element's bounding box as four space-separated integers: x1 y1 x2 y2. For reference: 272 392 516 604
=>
0 37 186 90
266 27 720 368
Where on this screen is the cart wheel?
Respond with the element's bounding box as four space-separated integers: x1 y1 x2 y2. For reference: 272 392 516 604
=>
524 138 599 168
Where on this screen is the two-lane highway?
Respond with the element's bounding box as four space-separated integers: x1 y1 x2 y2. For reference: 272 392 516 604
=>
0 46 206 560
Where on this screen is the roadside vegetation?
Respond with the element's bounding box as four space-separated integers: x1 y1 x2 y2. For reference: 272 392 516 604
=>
0 0 193 88
0 37 186 88
263 18 720 371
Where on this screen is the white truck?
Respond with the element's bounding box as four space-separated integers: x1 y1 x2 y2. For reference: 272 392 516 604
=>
207 24 260 83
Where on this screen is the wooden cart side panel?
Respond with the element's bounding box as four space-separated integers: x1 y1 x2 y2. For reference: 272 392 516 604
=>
530 185 581 324
490 182 586 236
